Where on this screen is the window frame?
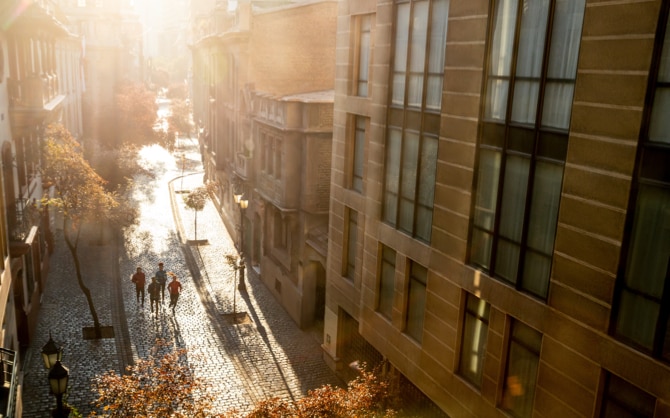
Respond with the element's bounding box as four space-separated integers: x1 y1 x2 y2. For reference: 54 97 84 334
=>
467 0 586 300
377 244 396 319
381 0 447 243
348 115 367 193
457 293 491 388
342 208 358 281
352 13 373 97
501 319 542 418
598 372 656 418
610 1 670 362
404 260 427 343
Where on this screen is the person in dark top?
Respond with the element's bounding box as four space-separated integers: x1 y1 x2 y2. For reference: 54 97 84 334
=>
147 277 161 314
131 267 146 306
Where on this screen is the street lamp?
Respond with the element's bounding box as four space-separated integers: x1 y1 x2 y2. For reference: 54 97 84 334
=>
233 193 248 292
42 335 70 417
41 333 62 370
48 361 70 418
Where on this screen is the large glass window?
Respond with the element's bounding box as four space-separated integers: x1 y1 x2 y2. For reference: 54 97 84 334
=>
458 293 490 387
501 320 542 418
350 116 366 192
344 209 358 281
405 261 427 343
599 373 656 418
469 0 585 299
383 0 448 242
378 245 396 319
612 4 670 362
354 14 372 97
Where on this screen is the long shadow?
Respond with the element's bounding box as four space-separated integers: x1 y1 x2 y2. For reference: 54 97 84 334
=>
237 270 345 393
238 290 298 402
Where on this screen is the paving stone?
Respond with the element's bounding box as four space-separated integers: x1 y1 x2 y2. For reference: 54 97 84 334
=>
22 139 342 417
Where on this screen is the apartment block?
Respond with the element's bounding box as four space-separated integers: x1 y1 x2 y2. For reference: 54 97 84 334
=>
326 0 670 416
192 0 337 328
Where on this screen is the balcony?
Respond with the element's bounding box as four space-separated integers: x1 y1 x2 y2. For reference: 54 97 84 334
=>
235 152 251 180
0 348 18 418
8 75 65 128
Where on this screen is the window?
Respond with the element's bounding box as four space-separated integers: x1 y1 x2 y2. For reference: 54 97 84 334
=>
267 136 274 176
275 139 282 180
343 209 358 280
502 320 542 418
599 373 655 418
458 293 490 387
349 116 366 192
273 211 287 249
383 0 448 242
353 14 372 97
405 260 427 343
611 4 670 361
378 244 396 319
469 0 585 300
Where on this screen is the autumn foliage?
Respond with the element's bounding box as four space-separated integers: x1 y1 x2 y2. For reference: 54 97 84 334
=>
247 365 398 418
168 99 192 138
91 342 398 418
41 124 136 336
114 83 158 148
91 340 225 417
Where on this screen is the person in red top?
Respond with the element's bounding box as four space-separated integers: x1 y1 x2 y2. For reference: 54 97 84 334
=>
131 267 146 306
167 273 182 313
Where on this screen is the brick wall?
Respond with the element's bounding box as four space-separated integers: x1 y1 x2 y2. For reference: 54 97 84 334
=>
251 1 337 96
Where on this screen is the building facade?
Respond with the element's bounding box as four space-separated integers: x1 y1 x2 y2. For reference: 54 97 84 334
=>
192 0 337 328
326 0 670 416
61 0 143 146
0 0 86 415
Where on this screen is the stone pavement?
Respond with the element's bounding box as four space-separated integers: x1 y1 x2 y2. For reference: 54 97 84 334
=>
21 139 342 417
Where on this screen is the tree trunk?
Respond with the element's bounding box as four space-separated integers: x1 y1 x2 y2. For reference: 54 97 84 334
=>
64 220 101 338
194 210 198 242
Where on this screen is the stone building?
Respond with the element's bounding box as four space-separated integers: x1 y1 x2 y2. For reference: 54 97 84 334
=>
0 0 86 415
192 0 336 329
326 0 670 416
60 0 143 145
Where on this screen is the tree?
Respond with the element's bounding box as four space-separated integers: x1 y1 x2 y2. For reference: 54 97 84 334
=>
182 183 216 242
41 124 134 338
247 364 398 418
151 68 170 89
168 99 192 139
115 83 159 148
167 83 188 100
90 340 228 417
92 346 397 418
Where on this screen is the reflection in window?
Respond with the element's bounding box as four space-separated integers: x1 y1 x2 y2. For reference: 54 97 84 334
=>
383 0 448 243
354 14 372 97
502 320 541 418
458 293 490 387
470 0 585 299
612 5 670 362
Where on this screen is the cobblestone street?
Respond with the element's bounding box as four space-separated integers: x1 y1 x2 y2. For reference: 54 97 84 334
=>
21 138 342 417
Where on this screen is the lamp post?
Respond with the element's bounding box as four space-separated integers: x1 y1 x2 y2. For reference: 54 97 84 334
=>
233 193 248 292
41 333 62 370
48 361 70 418
42 335 70 417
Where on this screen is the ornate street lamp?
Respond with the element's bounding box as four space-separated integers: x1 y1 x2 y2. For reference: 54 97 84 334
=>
48 361 70 417
40 333 62 370
234 193 248 291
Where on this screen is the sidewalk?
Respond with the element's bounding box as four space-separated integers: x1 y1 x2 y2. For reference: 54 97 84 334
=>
21 140 341 417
